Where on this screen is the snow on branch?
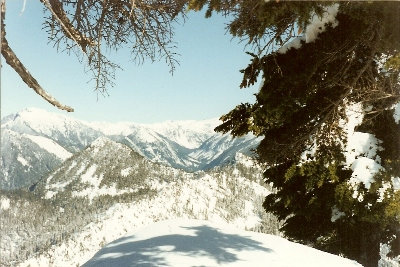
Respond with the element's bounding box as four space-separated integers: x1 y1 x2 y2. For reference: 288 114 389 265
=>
278 4 339 54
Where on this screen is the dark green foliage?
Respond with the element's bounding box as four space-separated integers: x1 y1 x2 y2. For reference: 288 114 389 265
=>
202 1 400 266
263 153 399 266
217 2 400 163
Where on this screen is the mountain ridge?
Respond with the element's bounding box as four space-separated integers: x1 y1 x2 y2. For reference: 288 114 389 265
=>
1 108 260 189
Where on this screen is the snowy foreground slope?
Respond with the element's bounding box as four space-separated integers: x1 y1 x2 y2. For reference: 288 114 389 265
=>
83 219 362 267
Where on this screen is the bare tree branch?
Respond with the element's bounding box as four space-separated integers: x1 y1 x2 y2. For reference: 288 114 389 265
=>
1 2 74 112
40 0 95 53
2 0 188 110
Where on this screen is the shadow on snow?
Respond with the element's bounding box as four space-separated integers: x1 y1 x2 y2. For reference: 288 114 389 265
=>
82 225 273 267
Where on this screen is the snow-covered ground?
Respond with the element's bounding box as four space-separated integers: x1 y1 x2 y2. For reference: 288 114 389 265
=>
83 219 362 267
24 134 72 160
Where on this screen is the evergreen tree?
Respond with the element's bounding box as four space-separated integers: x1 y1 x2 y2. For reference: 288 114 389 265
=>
188 1 400 266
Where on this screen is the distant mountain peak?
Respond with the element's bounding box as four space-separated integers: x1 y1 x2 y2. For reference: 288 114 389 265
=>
1 108 260 190
15 107 71 123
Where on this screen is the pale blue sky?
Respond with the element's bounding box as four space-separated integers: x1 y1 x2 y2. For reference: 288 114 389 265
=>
1 0 259 123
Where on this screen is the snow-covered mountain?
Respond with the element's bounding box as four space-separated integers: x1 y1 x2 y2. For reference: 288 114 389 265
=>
1 129 72 190
1 108 260 190
1 137 277 267
1 108 102 152
82 219 362 267
90 118 220 149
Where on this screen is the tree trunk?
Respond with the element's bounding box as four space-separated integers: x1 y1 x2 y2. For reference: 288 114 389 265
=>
359 232 380 267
